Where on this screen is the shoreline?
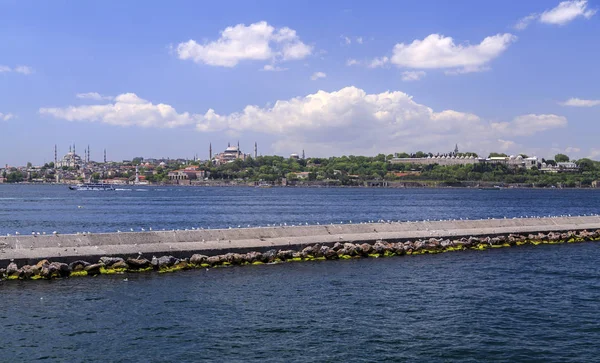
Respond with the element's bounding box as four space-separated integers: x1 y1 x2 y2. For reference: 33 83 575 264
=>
2 216 600 280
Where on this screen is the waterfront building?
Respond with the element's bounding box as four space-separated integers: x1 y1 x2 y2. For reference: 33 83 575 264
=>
168 167 209 182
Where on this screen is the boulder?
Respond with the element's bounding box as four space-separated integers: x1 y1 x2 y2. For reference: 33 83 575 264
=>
20 265 37 279
189 254 208 265
207 255 222 266
359 243 373 255
261 249 278 263
69 260 90 271
84 263 104 275
36 259 50 269
245 251 262 263
48 262 70 277
109 260 128 270
277 250 294 260
99 256 125 267
332 242 343 251
151 255 177 268
6 262 19 276
126 258 151 269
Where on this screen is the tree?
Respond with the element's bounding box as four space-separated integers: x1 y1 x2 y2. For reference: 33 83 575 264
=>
488 152 508 158
555 154 569 163
576 158 594 172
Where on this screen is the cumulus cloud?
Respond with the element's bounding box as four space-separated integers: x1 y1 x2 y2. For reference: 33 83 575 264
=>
540 0 596 25
194 86 566 155
262 64 288 72
40 93 195 128
368 57 389 68
0 65 34 74
560 97 600 107
310 71 326 80
346 58 360 66
389 33 516 73
176 21 312 67
40 87 568 156
76 92 113 101
565 146 581 153
401 71 426 81
0 112 15 121
491 114 567 136
515 1 596 29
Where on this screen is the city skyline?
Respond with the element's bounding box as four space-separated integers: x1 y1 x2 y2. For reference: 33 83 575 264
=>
1 0 599 165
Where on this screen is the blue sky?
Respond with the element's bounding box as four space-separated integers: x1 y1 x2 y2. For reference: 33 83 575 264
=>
1 0 599 165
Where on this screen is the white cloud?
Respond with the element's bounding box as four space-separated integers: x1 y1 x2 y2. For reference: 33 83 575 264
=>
514 14 539 30
515 1 596 29
39 87 568 156
389 33 516 73
560 97 600 107
342 36 351 45
341 36 364 45
14 65 34 75
193 86 566 155
0 65 34 74
368 56 389 68
565 146 581 153
40 93 195 128
346 58 360 66
262 64 288 72
310 71 327 80
491 114 567 136
444 65 490 75
0 112 15 121
356 37 364 44
176 21 312 67
76 92 114 101
540 0 596 25
401 71 426 81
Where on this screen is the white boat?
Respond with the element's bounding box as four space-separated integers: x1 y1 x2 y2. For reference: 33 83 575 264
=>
69 183 115 191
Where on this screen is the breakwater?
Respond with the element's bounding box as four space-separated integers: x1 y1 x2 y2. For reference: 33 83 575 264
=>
1 216 600 280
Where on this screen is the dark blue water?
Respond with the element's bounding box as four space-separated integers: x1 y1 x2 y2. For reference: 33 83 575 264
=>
1 185 600 235
1 185 600 362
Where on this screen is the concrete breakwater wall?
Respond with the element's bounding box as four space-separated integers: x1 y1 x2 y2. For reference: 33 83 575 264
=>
1 216 600 280
1 216 600 266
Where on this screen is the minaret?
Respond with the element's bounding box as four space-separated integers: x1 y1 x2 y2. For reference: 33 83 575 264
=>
302 149 305 159
69 145 72 153
54 145 57 166
103 149 106 163
254 142 257 158
73 144 76 154
454 144 459 155
87 145 90 162
237 140 240 149
135 165 139 184
228 142 230 147
209 143 212 160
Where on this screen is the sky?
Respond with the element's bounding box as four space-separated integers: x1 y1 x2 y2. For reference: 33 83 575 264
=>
1 0 599 166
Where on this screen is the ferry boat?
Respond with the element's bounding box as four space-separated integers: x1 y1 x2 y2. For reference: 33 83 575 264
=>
69 183 115 191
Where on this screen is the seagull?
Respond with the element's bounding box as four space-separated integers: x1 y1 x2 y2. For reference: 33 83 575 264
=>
130 228 134 232
15 232 20 235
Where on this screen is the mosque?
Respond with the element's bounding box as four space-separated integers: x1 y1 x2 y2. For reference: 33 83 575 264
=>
54 144 93 169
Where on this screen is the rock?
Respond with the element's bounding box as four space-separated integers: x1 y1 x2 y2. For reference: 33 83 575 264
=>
6 262 18 276
245 251 262 263
84 263 104 275
110 260 128 270
49 262 70 277
126 258 151 269
189 254 208 265
261 249 278 263
343 243 358 256
277 250 294 260
69 260 90 271
332 242 343 251
99 256 124 266
207 255 222 265
36 259 50 269
20 265 37 279
319 246 331 256
323 248 338 260
359 243 373 255
0 268 6 277
157 256 178 268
